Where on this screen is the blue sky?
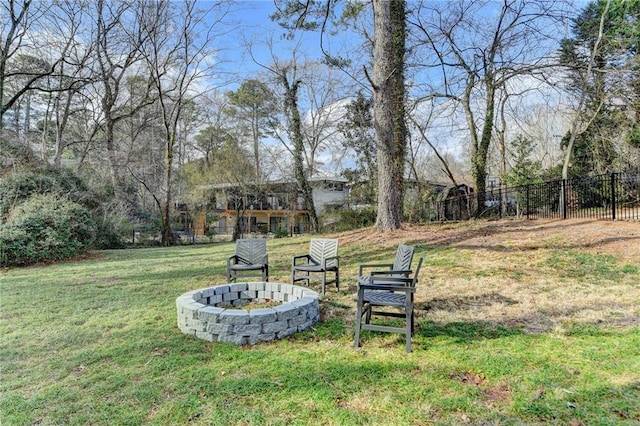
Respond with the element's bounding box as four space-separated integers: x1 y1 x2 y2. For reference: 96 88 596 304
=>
208 1 332 83
200 1 271 80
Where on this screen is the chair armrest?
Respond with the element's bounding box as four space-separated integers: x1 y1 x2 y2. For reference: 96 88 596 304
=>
322 255 339 269
358 282 416 293
358 263 393 276
229 255 254 266
359 276 416 292
292 254 311 266
227 254 239 268
370 269 412 277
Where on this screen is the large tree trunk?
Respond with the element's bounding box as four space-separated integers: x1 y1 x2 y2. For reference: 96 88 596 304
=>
372 0 407 231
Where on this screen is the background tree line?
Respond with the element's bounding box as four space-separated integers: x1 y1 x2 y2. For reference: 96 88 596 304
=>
1 0 638 266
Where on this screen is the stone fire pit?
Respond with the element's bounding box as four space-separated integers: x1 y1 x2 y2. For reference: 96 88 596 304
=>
176 282 320 345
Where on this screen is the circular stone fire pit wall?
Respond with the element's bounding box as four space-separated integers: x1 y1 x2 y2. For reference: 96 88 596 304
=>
176 282 320 345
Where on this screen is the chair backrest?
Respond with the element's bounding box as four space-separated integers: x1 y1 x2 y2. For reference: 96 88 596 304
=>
309 238 339 268
235 238 266 264
392 244 415 274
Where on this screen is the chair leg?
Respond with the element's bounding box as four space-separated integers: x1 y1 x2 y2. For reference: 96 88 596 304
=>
354 291 364 348
406 300 414 353
410 294 416 334
335 270 339 291
321 272 326 295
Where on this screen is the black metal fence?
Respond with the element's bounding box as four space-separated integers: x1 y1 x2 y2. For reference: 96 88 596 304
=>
435 171 640 222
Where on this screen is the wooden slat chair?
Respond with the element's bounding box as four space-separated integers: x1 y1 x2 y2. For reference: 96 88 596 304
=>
354 254 424 353
357 244 415 286
226 238 269 283
291 238 340 294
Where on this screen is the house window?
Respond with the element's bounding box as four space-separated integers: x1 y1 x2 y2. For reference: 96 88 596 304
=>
323 182 344 192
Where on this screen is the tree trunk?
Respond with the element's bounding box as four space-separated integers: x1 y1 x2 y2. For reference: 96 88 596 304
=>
161 133 174 246
252 108 260 182
282 75 319 233
53 86 74 168
471 79 496 217
104 115 131 210
560 0 610 215
372 0 407 231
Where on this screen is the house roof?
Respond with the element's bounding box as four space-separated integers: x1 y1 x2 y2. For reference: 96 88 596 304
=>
201 176 348 190
270 176 348 184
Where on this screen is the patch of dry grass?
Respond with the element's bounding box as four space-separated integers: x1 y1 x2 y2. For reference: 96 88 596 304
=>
321 218 640 334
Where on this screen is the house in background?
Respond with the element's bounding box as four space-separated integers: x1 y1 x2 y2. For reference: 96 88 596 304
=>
175 173 500 237
178 176 349 237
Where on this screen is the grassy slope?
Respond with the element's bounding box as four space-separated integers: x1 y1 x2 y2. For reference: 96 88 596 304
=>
1 220 639 425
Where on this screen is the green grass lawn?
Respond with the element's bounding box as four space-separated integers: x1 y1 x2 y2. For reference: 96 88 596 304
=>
2 221 639 425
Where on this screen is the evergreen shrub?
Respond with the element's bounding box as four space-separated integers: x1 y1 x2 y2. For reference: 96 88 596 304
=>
1 194 96 266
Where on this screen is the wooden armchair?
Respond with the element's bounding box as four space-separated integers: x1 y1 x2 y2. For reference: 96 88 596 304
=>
354 254 424 353
291 238 339 294
226 238 268 283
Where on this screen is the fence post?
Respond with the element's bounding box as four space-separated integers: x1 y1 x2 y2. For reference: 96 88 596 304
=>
562 179 567 219
526 185 530 219
610 172 616 220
